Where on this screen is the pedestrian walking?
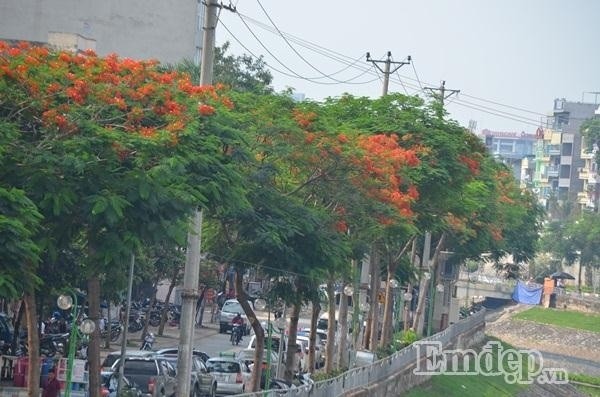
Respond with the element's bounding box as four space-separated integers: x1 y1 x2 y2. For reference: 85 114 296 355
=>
42 368 61 397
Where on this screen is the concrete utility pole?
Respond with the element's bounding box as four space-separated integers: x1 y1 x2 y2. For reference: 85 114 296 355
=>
176 1 218 395
424 80 460 116
362 50 410 351
366 51 411 96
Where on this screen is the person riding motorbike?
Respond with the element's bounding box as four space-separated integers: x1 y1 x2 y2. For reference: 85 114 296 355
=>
231 313 244 344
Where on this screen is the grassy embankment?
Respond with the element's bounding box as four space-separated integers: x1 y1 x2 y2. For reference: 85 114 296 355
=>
404 338 534 397
513 306 600 333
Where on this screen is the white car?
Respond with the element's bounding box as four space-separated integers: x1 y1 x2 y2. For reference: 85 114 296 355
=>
296 335 324 370
218 299 251 335
205 357 251 395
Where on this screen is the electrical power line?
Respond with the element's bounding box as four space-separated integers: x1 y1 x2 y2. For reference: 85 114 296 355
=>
224 11 549 127
255 0 362 83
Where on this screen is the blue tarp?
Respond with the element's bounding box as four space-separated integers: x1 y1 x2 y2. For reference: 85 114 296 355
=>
512 280 543 305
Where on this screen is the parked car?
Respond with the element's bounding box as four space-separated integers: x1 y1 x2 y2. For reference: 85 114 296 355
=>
101 350 156 372
296 335 324 369
218 299 251 335
205 356 251 395
297 328 327 348
247 334 303 370
155 347 210 363
236 349 280 379
158 354 217 397
100 371 143 397
111 356 177 397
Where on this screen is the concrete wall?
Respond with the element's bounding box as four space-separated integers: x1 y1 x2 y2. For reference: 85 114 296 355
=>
0 0 199 64
344 319 486 397
556 294 600 314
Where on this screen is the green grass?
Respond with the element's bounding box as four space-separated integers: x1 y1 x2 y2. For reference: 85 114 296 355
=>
575 384 600 397
513 307 600 333
571 374 600 397
404 339 533 397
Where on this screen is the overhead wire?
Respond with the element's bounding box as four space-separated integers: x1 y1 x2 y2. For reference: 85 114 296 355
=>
450 101 542 128
233 12 380 85
226 10 548 126
255 0 361 83
410 61 424 91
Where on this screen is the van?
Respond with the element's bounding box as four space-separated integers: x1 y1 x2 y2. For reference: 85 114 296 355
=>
317 310 354 333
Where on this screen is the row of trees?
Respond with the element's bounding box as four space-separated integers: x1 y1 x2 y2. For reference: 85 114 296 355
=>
0 42 544 396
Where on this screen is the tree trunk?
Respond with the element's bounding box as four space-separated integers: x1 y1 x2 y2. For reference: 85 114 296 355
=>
307 298 321 373
381 239 413 347
324 279 336 372
87 276 102 397
414 233 446 336
284 303 300 382
105 300 111 349
578 261 583 293
413 276 429 336
369 266 380 350
141 278 159 341
23 292 40 397
11 299 24 354
235 270 264 392
158 270 178 336
336 283 349 369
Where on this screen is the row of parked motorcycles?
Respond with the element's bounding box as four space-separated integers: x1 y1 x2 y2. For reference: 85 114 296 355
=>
1 299 181 358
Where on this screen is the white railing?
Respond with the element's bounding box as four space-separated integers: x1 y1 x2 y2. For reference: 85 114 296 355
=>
235 310 486 397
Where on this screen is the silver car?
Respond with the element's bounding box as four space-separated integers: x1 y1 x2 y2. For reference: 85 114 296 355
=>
158 354 217 397
205 357 251 395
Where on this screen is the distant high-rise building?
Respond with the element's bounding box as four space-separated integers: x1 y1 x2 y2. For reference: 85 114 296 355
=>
532 99 599 216
479 128 536 184
0 0 201 63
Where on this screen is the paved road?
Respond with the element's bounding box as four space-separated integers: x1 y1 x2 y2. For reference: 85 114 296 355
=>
101 307 298 361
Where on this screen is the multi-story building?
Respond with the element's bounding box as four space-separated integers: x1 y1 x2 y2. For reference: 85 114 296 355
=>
532 99 599 214
480 129 536 185
0 0 202 64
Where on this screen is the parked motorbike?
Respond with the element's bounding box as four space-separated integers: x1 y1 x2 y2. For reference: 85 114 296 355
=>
100 319 123 342
147 310 162 327
128 312 144 333
39 333 69 357
230 324 243 346
168 305 181 326
140 332 155 350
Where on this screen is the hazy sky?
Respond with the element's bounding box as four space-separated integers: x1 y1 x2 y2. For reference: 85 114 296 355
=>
215 0 600 134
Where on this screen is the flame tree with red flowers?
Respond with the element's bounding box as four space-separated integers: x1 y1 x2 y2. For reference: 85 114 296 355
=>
0 42 246 396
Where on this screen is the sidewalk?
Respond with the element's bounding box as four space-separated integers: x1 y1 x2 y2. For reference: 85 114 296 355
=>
100 309 220 360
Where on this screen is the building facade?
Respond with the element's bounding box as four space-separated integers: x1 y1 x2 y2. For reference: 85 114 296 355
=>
532 99 599 214
0 0 202 64
480 128 536 185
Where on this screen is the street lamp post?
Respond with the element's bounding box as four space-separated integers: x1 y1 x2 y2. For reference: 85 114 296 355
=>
358 302 370 349
274 315 286 379
402 290 413 331
343 284 355 367
56 292 95 397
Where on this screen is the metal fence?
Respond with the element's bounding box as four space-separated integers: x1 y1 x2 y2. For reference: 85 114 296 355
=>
236 309 486 397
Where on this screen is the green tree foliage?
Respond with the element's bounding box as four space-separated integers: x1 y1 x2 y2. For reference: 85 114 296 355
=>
581 118 600 164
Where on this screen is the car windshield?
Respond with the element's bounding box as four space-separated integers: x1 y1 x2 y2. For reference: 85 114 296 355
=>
222 301 243 313
237 351 254 361
123 361 157 375
207 360 240 373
